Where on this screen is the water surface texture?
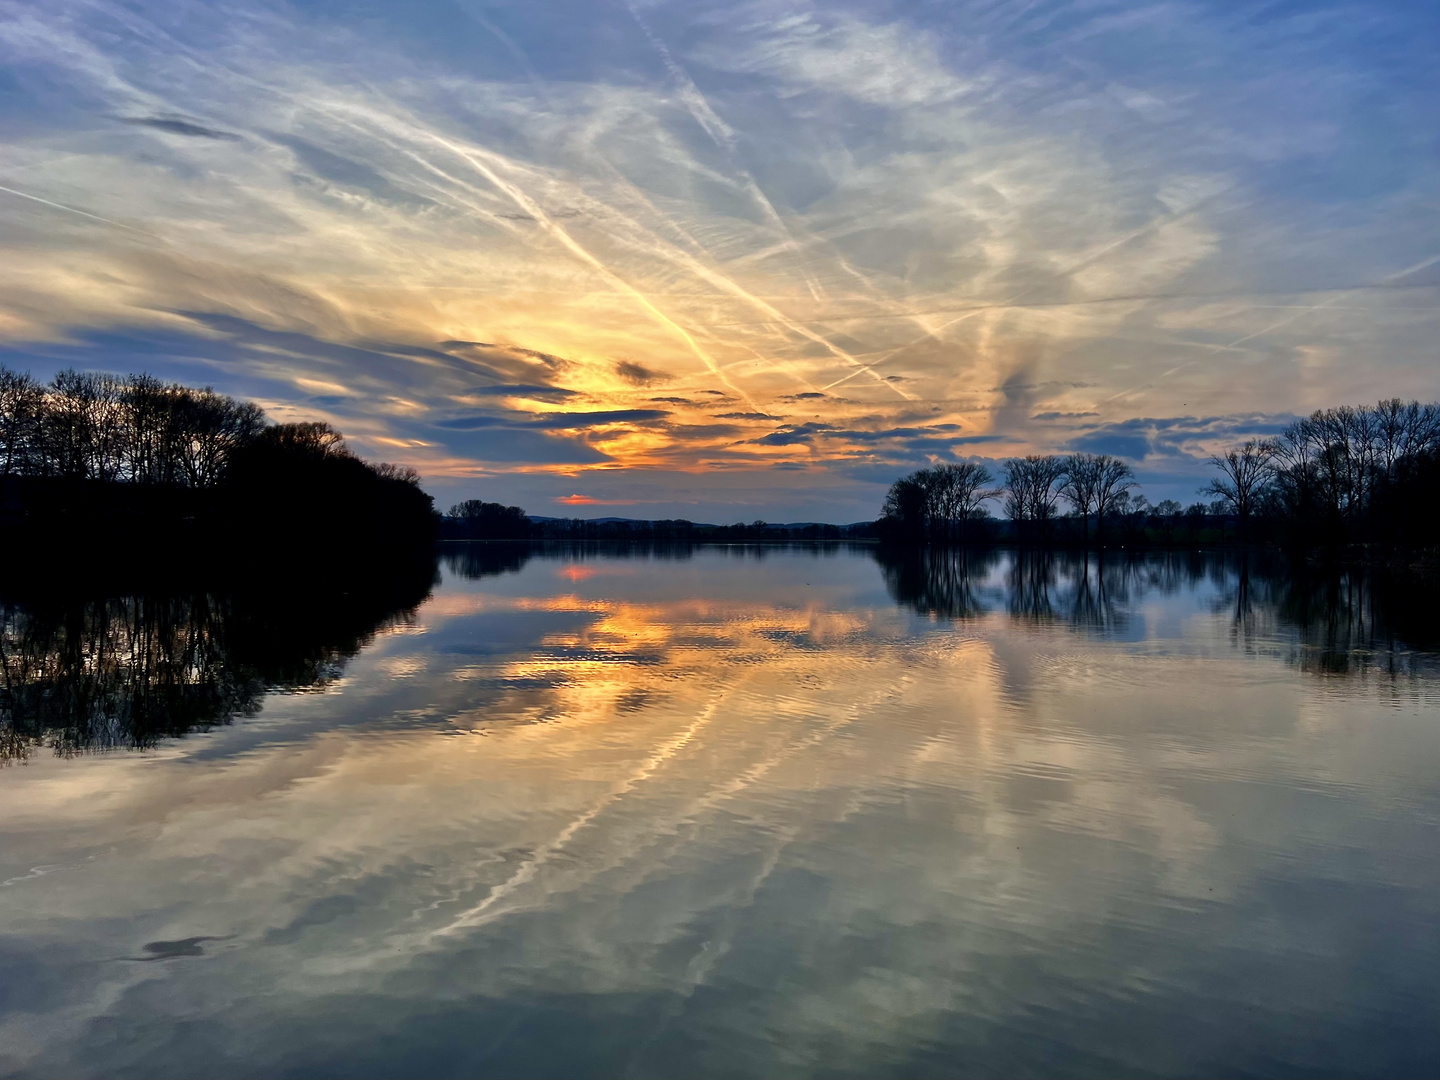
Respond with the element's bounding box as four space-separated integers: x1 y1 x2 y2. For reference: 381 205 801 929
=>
1 546 1436 1078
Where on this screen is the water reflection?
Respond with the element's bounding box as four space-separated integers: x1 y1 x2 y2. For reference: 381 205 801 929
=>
874 545 1000 619
4 544 1434 766
0 557 435 762
0 545 1435 1078
1245 567 1440 678
873 545 1440 680
438 541 535 580
873 545 1194 629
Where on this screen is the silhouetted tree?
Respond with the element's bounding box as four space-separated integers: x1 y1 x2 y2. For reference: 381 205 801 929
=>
221 422 436 550
1091 455 1137 543
445 499 531 539
880 474 930 541
936 462 998 544
1116 493 1152 544
0 365 437 557
1153 499 1183 546
879 463 999 544
176 388 266 488
1203 439 1273 542
0 369 41 478
1003 455 1066 545
375 463 421 485
1268 400 1440 547
1183 501 1213 542
0 367 268 488
1058 453 1102 545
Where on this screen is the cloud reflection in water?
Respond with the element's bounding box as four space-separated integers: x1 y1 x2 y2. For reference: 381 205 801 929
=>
0 546 1435 1077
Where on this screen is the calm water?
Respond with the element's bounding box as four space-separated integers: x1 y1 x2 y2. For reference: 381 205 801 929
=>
1 545 1436 1078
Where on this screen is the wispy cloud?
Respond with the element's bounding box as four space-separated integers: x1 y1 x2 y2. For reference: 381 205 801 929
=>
0 0 1434 517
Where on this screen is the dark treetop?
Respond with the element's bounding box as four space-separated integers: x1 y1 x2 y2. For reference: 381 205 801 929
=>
0 367 438 565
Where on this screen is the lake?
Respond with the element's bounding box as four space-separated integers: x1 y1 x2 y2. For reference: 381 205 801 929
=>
1 544 1436 1078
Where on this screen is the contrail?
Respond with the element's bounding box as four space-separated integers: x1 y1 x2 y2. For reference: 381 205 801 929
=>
419 689 732 942
688 283 1440 326
301 92 728 395
329 104 777 406
455 1 550 100
629 225 918 400
584 160 823 392
422 121 906 403
432 134 758 405
574 174 913 399
1106 251 1440 403
820 189 1239 394
621 0 824 299
0 184 160 238
620 2 913 398
100 9 901 402
317 95 755 404
1223 253 1440 351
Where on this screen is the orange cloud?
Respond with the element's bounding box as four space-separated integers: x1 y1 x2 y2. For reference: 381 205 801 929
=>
555 494 638 506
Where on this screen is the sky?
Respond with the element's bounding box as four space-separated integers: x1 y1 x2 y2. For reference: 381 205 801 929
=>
0 0 1436 522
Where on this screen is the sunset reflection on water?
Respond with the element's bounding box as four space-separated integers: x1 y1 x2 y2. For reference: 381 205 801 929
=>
0 546 1435 1078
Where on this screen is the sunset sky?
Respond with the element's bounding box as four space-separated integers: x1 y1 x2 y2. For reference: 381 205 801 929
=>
1 0 1436 521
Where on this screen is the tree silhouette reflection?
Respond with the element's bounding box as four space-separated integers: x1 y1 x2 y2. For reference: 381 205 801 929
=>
874 546 1000 619
1235 563 1440 679
439 541 536 580
874 546 1135 631
1007 550 1057 624
0 555 436 762
874 546 1440 678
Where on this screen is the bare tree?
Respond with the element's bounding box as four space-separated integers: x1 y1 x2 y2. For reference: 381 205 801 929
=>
880 463 998 544
447 498 529 539
1373 399 1440 481
931 462 997 544
1001 464 1026 524
1268 400 1440 543
375 463 422 485
1003 456 1067 544
258 421 350 459
43 370 96 479
0 369 41 478
1118 493 1151 544
177 390 266 488
0 365 275 490
1093 455 1137 542
1060 453 1136 545
1059 454 1102 545
121 373 173 484
1202 439 1274 541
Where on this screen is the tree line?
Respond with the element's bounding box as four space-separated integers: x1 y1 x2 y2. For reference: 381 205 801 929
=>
880 399 1440 551
0 366 438 558
440 500 864 542
0 367 266 486
880 455 1142 545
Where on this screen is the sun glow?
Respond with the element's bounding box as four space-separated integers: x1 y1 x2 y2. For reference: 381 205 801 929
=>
0 0 1432 517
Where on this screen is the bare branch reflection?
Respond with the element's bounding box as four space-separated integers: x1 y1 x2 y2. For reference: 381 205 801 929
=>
0 556 435 762
874 546 1440 679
